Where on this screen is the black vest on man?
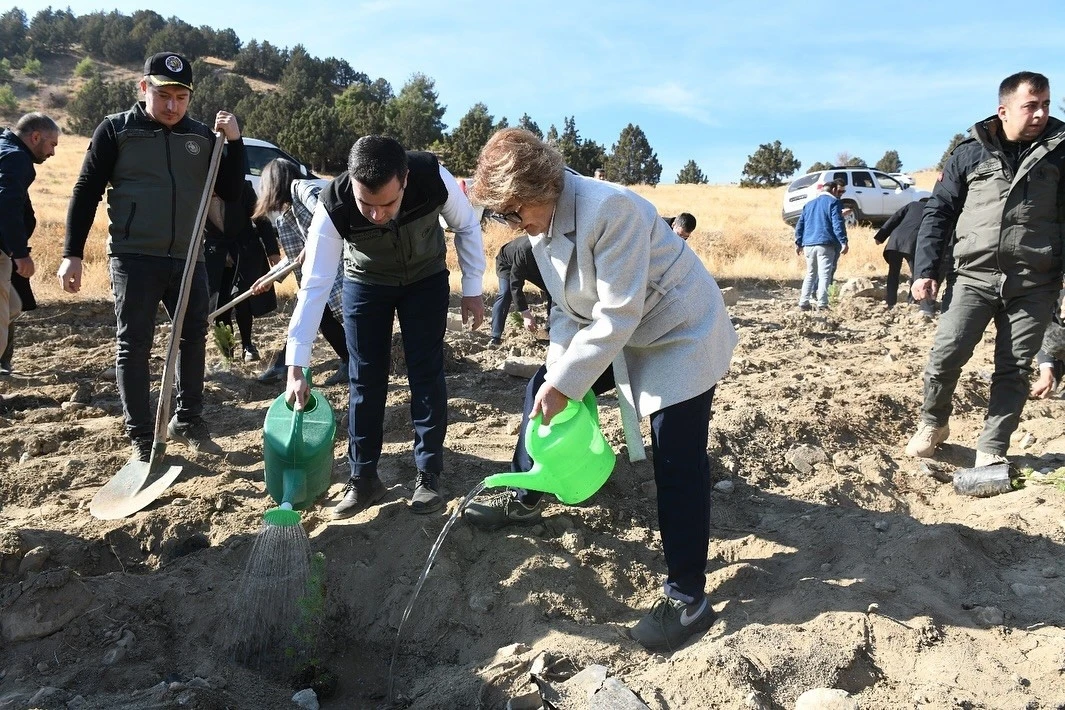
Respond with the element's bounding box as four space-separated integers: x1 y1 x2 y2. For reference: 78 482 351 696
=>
320 152 450 286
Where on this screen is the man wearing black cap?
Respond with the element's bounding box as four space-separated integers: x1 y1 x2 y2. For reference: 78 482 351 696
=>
59 51 245 463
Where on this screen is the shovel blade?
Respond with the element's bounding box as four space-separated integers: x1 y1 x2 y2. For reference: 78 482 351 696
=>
89 460 183 520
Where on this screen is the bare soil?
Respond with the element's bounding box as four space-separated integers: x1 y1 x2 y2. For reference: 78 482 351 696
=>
2 286 1065 710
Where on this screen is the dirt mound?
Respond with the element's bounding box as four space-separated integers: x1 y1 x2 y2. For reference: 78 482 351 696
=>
2 288 1065 709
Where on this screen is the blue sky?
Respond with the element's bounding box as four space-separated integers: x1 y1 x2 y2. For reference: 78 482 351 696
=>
15 0 1065 183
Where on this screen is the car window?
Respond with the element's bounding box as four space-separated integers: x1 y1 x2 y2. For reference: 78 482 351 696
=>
874 172 903 190
245 145 286 177
788 173 820 192
851 171 875 189
829 172 849 186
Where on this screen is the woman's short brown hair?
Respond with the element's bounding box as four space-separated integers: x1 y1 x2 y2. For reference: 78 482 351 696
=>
471 128 565 210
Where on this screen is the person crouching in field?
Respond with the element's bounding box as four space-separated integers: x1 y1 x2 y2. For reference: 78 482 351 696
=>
58 52 245 464
464 128 738 653
795 178 849 311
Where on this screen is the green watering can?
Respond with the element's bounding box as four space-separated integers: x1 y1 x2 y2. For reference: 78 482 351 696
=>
262 369 336 511
483 390 616 504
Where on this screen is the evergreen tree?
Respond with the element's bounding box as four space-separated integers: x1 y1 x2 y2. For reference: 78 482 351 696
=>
387 73 446 149
676 159 708 184
188 60 253 125
551 116 606 176
517 113 541 139
278 101 344 172
740 140 800 187
807 161 833 173
278 45 332 104
545 124 558 143
0 9 27 61
67 76 136 135
335 77 393 139
875 150 902 173
28 7 78 53
936 132 967 170
605 123 662 185
145 18 208 60
440 102 496 176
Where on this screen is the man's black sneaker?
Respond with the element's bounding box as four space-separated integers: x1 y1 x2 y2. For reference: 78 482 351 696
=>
322 362 349 387
409 471 443 514
463 491 543 530
629 595 717 653
243 344 260 362
167 416 223 454
332 476 387 519
130 437 153 464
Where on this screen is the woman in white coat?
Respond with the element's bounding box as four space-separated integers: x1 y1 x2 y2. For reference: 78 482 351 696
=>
465 129 738 653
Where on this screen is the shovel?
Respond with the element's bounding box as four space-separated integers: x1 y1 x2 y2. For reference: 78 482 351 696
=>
207 256 298 321
90 132 227 520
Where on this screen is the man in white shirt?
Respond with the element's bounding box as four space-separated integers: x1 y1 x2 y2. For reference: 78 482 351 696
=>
284 136 485 519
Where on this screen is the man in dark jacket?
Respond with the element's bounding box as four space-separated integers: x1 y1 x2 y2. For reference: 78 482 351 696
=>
0 113 59 371
283 136 485 519
873 197 933 313
489 234 550 346
58 52 245 463
905 71 1065 468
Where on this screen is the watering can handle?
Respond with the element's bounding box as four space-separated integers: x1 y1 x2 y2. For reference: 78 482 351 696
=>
530 396 581 430
285 402 305 460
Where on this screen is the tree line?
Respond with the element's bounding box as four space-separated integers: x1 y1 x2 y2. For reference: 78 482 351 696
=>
740 134 974 188
0 7 717 185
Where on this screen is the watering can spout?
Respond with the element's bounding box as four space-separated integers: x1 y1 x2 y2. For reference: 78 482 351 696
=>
483 469 545 492
481 391 615 505
281 468 305 510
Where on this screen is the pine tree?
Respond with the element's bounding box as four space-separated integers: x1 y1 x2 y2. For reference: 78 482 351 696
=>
875 150 902 173
440 102 496 176
676 159 708 184
517 113 542 139
605 123 662 186
740 140 800 187
936 133 967 170
386 73 446 149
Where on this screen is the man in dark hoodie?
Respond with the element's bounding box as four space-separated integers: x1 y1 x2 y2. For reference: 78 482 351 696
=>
0 112 59 372
873 197 933 314
905 71 1065 468
58 52 245 463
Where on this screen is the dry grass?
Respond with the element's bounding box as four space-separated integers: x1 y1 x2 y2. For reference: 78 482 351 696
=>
26 140 939 302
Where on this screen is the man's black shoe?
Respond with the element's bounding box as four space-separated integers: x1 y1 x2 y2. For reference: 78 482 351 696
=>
463 491 543 530
130 437 153 464
629 594 717 653
167 415 223 454
332 476 387 519
409 471 443 514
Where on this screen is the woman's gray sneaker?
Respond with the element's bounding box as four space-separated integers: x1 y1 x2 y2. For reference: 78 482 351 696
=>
463 491 543 530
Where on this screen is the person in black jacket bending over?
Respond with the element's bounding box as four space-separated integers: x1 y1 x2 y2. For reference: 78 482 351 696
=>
58 52 245 464
905 71 1065 469
489 234 551 346
873 197 933 315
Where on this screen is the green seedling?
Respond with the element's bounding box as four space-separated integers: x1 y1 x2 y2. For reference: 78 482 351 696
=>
1014 466 1065 492
212 322 236 362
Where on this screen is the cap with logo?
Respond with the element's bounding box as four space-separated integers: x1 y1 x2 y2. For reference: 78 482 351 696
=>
144 52 193 92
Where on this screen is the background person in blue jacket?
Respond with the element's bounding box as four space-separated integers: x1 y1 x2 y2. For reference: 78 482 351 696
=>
794 179 849 310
